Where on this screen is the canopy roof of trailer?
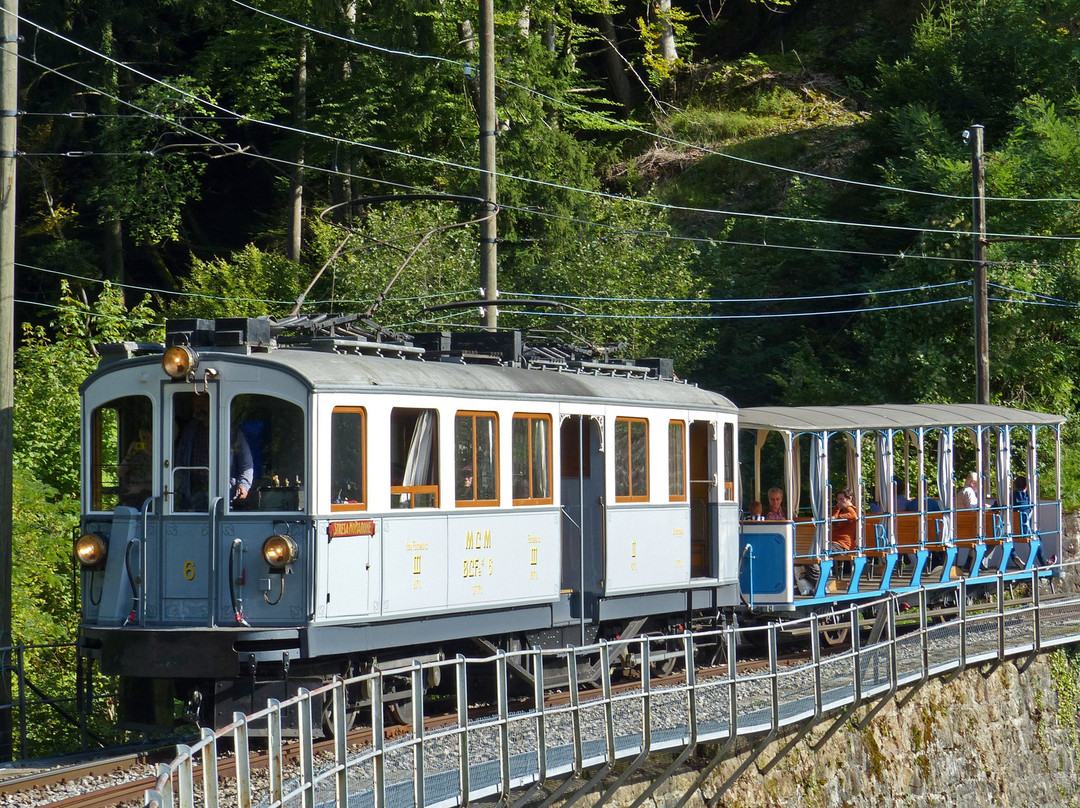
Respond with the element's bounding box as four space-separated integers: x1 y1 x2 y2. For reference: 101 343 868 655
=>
739 404 1064 433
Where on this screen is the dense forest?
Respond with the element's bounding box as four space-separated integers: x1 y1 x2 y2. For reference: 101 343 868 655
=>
12 0 1080 748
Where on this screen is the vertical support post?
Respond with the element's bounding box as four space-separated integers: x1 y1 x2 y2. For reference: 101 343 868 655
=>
177 745 194 808
1032 567 1042 652
412 662 425 808
768 624 779 731
333 682 349 808
200 728 218 808
298 689 314 808
373 672 385 808
957 579 968 671
233 713 252 808
997 575 1006 660
0 0 17 764
457 656 470 805
851 607 862 706
568 648 582 773
970 123 989 405
478 0 498 329
268 699 283 808
497 651 511 796
811 614 822 720
533 649 547 781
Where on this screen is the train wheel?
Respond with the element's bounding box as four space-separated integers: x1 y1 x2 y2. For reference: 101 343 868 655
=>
821 614 850 647
386 690 415 726
322 696 358 737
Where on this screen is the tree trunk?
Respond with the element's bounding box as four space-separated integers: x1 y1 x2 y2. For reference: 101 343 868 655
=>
597 14 634 111
658 0 678 62
332 1 357 223
287 30 307 264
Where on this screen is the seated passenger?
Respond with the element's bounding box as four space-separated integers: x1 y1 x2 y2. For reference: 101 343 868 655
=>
745 500 764 521
960 472 979 510
764 487 786 520
805 488 858 590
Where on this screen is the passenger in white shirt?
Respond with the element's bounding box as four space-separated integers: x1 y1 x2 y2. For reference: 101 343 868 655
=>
960 472 979 509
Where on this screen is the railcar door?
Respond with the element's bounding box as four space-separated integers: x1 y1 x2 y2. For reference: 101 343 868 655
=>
689 420 715 577
560 415 604 632
159 386 220 623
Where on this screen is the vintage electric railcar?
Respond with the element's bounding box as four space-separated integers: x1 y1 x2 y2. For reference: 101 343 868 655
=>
75 317 741 729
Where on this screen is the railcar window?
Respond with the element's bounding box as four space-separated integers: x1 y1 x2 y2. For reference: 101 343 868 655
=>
456 412 499 505
669 421 686 501
331 407 366 511
230 394 305 512
391 408 439 508
512 414 552 504
615 417 649 502
90 396 153 511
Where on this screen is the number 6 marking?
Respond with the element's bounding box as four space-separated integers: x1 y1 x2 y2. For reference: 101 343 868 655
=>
184 560 196 580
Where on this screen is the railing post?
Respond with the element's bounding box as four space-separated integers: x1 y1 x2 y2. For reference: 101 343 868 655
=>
200 728 218 808
727 627 738 739
498 650 511 796
233 712 252 808
997 574 1006 660
177 744 194 808
333 680 349 808
601 642 615 766
569 648 582 774
958 579 967 671
155 762 176 808
268 698 283 808
457 655 470 805
533 649 547 784
768 623 779 732
811 614 822 720
1032 567 1042 652
373 672 385 808
299 689 315 808
888 596 898 692
412 662 425 808
919 588 929 684
640 641 652 754
851 608 862 706
684 632 697 744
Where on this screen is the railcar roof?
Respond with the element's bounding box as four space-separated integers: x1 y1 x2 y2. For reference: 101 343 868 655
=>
87 347 738 411
739 404 1065 432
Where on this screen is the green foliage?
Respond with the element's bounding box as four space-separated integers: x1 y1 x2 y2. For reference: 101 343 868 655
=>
15 283 159 495
173 245 303 319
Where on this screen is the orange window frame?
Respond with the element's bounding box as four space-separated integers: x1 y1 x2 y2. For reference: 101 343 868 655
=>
455 411 500 507
668 420 686 502
615 416 649 503
512 413 554 505
330 406 367 512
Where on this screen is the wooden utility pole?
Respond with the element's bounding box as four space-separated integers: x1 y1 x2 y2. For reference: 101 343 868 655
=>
970 123 989 405
479 0 498 330
0 0 17 762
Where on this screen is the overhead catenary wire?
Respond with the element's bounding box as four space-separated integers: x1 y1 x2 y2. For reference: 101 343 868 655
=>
16 261 475 307
21 53 1080 282
15 10 1080 246
225 0 1080 206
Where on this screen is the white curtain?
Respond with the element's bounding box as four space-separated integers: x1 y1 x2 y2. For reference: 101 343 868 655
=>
876 432 891 512
533 419 550 498
403 410 436 487
995 427 1010 508
790 434 801 518
809 434 827 553
937 430 954 511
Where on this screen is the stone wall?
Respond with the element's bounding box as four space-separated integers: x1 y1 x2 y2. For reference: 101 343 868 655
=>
536 652 1080 808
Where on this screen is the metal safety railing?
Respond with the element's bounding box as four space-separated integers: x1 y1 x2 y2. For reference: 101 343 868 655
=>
145 563 1080 808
